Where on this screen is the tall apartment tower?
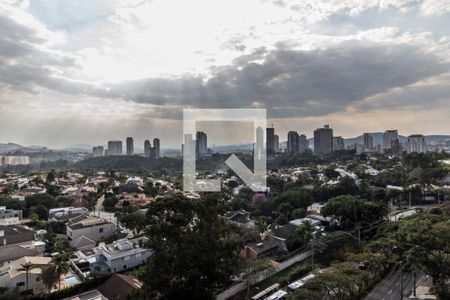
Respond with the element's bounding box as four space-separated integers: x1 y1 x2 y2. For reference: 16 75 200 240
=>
107 140 123 156
383 130 398 151
254 127 264 160
314 125 333 155
266 127 275 154
407 134 427 153
299 134 308 153
126 137 134 155
333 136 345 151
363 133 373 150
144 140 151 157
273 134 279 153
153 138 160 158
391 139 403 156
92 146 104 157
287 131 299 154
196 131 207 158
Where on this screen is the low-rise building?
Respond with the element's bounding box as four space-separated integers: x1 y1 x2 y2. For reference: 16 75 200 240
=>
0 256 53 295
49 207 89 222
71 238 151 278
67 218 116 247
0 207 22 220
240 238 281 260
224 210 256 229
0 225 35 247
94 238 152 273
64 274 142 300
0 242 45 267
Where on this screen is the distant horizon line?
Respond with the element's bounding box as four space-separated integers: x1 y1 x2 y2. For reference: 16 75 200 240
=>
1 132 450 152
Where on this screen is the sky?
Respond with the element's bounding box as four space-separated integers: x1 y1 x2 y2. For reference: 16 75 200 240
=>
0 0 449 148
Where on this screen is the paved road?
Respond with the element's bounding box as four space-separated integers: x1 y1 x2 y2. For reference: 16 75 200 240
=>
90 194 117 225
365 267 424 300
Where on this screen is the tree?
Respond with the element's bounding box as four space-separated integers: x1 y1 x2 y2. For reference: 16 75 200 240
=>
31 204 49 220
46 170 56 183
18 262 36 295
321 195 387 230
324 167 340 179
119 210 147 233
274 190 312 210
286 221 314 251
53 252 70 290
103 193 118 211
275 214 288 225
292 208 307 219
41 265 58 293
138 194 243 300
395 219 450 299
25 193 57 210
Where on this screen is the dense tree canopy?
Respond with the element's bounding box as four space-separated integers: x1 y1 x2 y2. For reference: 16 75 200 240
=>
137 193 243 300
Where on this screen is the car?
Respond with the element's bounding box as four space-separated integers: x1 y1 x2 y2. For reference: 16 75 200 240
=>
402 264 412 272
358 261 369 270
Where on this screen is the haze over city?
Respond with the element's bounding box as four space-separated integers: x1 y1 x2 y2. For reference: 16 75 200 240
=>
0 0 449 148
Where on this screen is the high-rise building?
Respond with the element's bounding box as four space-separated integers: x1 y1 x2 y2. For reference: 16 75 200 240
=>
333 136 345 151
196 131 207 158
406 134 427 153
107 140 122 156
126 137 134 155
153 138 160 158
314 125 333 155
383 130 398 151
391 139 403 156
266 127 275 154
299 134 308 153
92 146 104 157
254 127 264 160
144 140 151 157
363 133 373 150
287 131 299 154
273 134 279 153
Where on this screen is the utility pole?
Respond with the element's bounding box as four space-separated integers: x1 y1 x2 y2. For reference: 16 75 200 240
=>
311 237 315 272
438 190 440 205
413 268 417 297
409 192 412 208
356 224 362 253
400 262 404 300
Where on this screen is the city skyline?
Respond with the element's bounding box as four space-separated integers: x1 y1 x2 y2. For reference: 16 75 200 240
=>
0 0 449 148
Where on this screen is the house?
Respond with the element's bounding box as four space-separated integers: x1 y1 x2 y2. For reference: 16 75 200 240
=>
289 217 321 228
115 193 152 209
65 274 142 300
240 238 281 260
71 236 96 251
0 207 22 225
268 223 299 252
10 193 27 201
0 256 53 295
0 225 35 247
67 218 115 247
94 238 151 273
71 238 151 278
0 243 45 267
224 210 256 229
48 207 89 222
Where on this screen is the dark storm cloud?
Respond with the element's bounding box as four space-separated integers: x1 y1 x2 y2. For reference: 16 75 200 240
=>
105 41 449 118
0 11 79 93
0 5 449 120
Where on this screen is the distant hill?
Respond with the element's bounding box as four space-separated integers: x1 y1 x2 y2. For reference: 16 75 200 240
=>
343 133 450 147
73 155 182 173
0 143 23 153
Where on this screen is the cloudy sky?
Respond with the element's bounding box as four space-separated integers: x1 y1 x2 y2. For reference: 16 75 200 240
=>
0 0 449 148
